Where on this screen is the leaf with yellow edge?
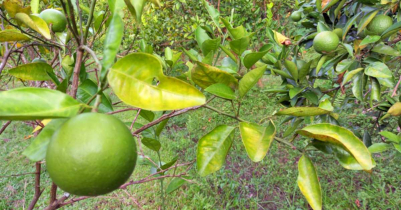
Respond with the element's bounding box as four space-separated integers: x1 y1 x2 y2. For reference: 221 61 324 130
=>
14 13 51 39
297 123 375 171
192 62 238 89
108 53 206 111
0 29 31 42
298 154 322 210
388 102 401 116
239 120 276 162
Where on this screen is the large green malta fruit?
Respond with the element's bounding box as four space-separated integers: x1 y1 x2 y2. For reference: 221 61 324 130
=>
46 113 137 196
39 9 67 32
313 31 339 54
366 15 393 35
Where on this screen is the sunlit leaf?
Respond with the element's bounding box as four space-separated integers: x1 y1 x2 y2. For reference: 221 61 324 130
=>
108 53 205 111
298 154 322 210
275 107 331 117
297 123 374 170
239 120 276 162
14 13 51 39
0 29 31 42
239 65 267 98
7 63 53 81
192 62 238 89
197 125 235 177
205 83 235 100
0 88 83 120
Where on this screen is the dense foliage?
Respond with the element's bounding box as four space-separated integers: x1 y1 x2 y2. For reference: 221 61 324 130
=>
0 0 400 209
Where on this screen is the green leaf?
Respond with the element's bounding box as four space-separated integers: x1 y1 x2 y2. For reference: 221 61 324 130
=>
360 35 381 46
0 29 31 42
298 61 311 81
371 44 401 56
364 62 392 78
275 107 331 117
182 48 199 62
221 18 247 40
0 87 83 120
8 63 53 81
370 77 380 102
192 62 238 89
239 65 267 98
283 118 304 137
76 80 113 113
205 83 235 100
202 0 220 30
297 154 322 210
124 0 146 23
14 13 51 39
289 87 305 99
165 47 182 68
243 51 268 69
357 10 379 35
343 12 361 40
141 137 161 152
161 156 178 170
197 125 235 177
155 118 169 137
342 68 363 86
352 72 364 101
272 69 293 79
379 131 401 143
30 0 39 14
297 123 374 171
108 53 206 111
220 45 237 63
377 77 395 88
22 119 67 161
166 176 191 194
101 7 124 80
381 21 401 38
363 131 372 147
311 140 374 170
319 99 334 111
368 143 393 153
139 110 155 122
229 33 254 56
239 121 276 162
202 37 221 56
195 27 211 52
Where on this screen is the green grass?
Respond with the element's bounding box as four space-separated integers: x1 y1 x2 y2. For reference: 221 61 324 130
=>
1 75 401 209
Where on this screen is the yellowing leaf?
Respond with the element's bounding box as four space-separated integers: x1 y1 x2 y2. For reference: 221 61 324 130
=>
298 154 322 210
273 30 290 45
14 13 51 39
32 119 52 133
108 53 206 111
297 123 374 171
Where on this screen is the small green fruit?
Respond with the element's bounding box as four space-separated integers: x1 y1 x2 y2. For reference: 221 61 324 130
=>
39 9 67 32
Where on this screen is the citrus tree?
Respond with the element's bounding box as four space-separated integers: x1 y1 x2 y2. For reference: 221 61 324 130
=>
0 0 400 209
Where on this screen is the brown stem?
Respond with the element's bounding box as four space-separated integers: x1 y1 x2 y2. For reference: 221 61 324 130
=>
0 121 12 135
69 49 84 98
50 183 58 205
391 75 401 97
28 162 43 210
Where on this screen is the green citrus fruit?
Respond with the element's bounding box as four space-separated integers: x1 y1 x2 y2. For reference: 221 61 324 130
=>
32 58 46 63
333 28 343 39
291 11 302 22
366 15 393 35
313 31 340 54
39 9 67 32
46 113 137 196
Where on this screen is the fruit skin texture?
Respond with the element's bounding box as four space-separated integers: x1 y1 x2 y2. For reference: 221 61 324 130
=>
39 9 67 32
366 15 393 35
313 31 340 54
291 11 302 22
46 113 137 196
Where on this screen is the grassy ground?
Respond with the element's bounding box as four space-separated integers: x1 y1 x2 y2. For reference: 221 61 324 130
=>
1 75 401 209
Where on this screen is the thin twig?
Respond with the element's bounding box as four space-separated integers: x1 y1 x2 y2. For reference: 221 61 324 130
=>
0 121 12 135
391 75 401 97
